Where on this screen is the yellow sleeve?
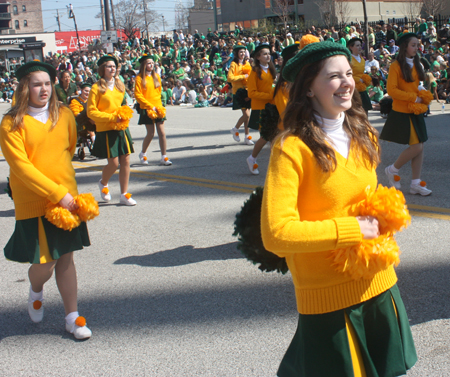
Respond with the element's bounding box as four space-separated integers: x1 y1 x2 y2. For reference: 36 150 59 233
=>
86 84 118 123
387 62 418 103
134 76 154 110
0 116 68 203
261 138 362 256
66 108 77 157
69 99 84 117
247 71 273 101
227 62 246 83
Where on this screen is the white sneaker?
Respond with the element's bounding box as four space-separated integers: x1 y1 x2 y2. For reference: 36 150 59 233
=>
160 156 172 166
246 156 259 175
139 152 149 165
244 135 255 145
28 300 44 323
66 316 92 340
231 127 240 142
120 193 137 206
98 180 111 202
385 167 401 189
410 182 432 196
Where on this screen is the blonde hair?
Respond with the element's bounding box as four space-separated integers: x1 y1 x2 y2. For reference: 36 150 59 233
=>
138 58 160 90
96 61 125 94
5 72 61 131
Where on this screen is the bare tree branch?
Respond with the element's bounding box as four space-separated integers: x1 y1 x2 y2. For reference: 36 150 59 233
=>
422 0 446 17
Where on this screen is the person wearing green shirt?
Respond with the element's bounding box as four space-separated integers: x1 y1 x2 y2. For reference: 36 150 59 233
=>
55 70 77 104
247 37 255 54
172 62 186 81
161 82 173 106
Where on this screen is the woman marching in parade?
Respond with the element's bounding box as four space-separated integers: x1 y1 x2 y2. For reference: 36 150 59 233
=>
0 61 92 339
261 42 417 376
380 33 432 196
87 55 137 206
134 54 172 166
228 45 254 145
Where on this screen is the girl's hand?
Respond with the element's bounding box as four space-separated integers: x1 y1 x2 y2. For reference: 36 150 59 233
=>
415 96 423 104
59 193 78 212
356 216 380 240
244 74 248 79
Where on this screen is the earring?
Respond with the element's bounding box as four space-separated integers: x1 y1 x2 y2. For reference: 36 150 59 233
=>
307 92 314 97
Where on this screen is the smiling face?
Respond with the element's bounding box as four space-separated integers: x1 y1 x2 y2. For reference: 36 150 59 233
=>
28 71 52 108
80 86 91 100
309 55 355 119
238 49 246 60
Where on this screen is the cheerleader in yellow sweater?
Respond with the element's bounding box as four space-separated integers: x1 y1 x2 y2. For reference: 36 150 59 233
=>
0 61 92 340
262 42 416 377
347 38 373 112
134 54 172 166
87 55 136 206
227 45 254 145
380 33 432 196
246 44 275 175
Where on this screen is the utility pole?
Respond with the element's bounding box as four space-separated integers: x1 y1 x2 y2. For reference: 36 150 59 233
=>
67 4 81 52
100 0 105 30
56 9 61 31
143 0 148 38
110 0 117 29
104 0 111 31
162 15 165 32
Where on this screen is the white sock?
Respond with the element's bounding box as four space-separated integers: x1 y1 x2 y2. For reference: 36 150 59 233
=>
161 154 167 159
65 311 79 325
411 179 421 185
91 135 95 143
29 286 43 302
248 155 256 163
388 164 399 174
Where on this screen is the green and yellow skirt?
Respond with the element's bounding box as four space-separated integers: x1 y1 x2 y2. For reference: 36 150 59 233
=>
278 285 417 377
92 128 134 159
4 216 90 264
380 110 427 145
248 109 263 131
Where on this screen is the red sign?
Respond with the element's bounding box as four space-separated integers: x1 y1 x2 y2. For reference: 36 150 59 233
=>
54 30 125 53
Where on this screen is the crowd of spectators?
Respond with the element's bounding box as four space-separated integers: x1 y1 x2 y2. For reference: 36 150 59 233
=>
1 17 449 108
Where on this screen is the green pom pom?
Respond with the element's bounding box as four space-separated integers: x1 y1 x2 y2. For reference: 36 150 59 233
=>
233 187 289 274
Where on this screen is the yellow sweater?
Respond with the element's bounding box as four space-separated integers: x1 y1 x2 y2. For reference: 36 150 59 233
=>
0 107 78 220
227 61 251 94
87 84 125 132
69 97 86 117
261 136 398 315
351 56 366 91
247 69 274 110
273 84 289 131
134 74 162 109
387 60 420 113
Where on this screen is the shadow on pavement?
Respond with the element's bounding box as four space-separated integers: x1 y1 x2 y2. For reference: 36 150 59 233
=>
0 208 14 217
114 242 243 267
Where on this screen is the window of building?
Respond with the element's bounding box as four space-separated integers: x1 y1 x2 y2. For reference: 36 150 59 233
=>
22 5 26 11
216 0 221 15
24 20 27 27
13 5 18 15
14 20 19 29
265 0 271 8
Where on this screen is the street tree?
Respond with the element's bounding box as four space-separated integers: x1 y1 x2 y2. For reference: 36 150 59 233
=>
422 0 446 17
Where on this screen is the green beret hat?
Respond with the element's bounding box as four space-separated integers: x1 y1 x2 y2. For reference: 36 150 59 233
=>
253 43 270 56
139 54 153 64
397 32 418 46
233 44 247 52
80 82 92 89
282 41 351 83
281 43 300 60
97 54 118 67
420 56 431 70
346 37 363 47
15 61 57 82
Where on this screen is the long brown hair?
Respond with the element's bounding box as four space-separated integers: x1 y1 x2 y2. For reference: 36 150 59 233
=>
5 72 61 131
280 58 380 172
138 58 160 90
252 48 277 80
96 61 125 94
397 36 425 82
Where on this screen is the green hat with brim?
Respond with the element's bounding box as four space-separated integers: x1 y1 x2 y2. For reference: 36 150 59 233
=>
15 60 57 82
139 54 153 64
397 32 418 46
346 37 363 47
281 43 300 60
253 43 270 56
97 54 118 67
80 82 92 89
282 41 351 83
233 45 247 52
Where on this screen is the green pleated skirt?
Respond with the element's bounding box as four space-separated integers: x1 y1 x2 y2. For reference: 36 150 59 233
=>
92 128 134 159
4 216 90 264
380 110 428 145
138 109 167 125
278 285 417 377
359 90 373 111
248 109 263 131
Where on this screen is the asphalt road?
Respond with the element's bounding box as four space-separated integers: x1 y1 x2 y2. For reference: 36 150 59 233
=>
0 102 449 376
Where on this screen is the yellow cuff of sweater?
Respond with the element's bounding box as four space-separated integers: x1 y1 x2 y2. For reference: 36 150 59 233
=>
47 184 69 204
333 217 362 249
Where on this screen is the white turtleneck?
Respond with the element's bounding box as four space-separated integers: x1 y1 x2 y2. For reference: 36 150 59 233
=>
352 54 361 63
260 63 269 73
314 112 350 159
406 57 414 68
27 103 49 124
106 79 115 91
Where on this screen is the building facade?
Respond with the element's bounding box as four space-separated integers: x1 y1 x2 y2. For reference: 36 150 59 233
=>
189 0 215 34
10 0 44 34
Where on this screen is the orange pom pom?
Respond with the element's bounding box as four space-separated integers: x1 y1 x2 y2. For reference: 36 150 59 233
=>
155 106 166 118
361 74 372 86
355 81 367 92
235 132 239 136
101 187 109 194
299 34 320 50
253 163 258 170
74 193 100 222
247 135 252 140
408 102 428 115
241 64 252 75
33 300 42 310
113 121 129 131
417 90 434 105
45 202 81 231
164 157 169 162
146 109 158 120
75 316 86 327
143 156 148 161
116 105 133 121
420 181 426 187
394 175 401 182
125 193 132 199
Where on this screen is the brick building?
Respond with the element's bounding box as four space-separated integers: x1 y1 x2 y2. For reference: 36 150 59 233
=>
10 0 44 34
